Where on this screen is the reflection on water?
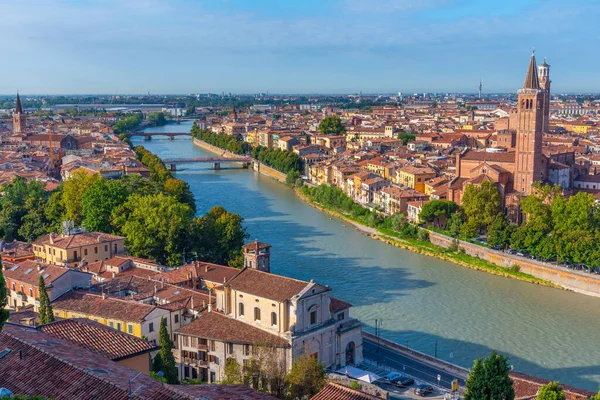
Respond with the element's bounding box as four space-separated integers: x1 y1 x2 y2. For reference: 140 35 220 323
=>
133 123 600 390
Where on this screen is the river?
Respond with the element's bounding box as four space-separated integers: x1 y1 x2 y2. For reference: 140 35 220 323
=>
134 121 600 391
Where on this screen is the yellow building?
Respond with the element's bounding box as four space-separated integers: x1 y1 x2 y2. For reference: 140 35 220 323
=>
396 166 437 193
33 232 126 266
51 290 171 343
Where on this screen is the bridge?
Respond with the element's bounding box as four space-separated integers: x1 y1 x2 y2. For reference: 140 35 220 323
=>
162 157 253 171
126 132 191 140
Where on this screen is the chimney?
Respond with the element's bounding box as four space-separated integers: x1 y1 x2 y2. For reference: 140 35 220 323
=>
208 289 212 312
205 265 209 273
112 272 116 278
223 277 226 283
36 263 41 271
102 292 106 300
49 233 54 244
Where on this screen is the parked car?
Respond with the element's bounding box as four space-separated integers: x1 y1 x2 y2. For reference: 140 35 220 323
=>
516 251 525 257
507 249 517 255
414 384 434 396
385 372 414 387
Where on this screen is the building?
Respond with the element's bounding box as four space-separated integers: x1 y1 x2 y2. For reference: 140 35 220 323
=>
0 323 275 399
33 232 126 266
396 166 437 193
51 290 171 343
174 259 362 383
12 93 26 134
3 260 92 311
38 318 158 375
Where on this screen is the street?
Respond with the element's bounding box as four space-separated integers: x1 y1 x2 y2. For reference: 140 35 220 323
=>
363 338 466 391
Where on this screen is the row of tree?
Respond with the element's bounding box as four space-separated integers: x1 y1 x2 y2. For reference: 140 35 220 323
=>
147 111 167 127
112 113 143 134
191 124 251 155
421 181 600 266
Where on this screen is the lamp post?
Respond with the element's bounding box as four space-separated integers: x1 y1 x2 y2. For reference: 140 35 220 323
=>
374 319 383 366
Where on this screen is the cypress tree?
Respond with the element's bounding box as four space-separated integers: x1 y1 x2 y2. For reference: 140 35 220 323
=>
155 317 178 384
0 257 9 332
38 276 55 325
465 351 515 400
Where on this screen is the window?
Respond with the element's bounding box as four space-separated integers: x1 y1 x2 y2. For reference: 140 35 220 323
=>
94 318 98 322
20 285 24 293
210 340 216 352
11 283 15 291
116 322 122 331
114 244 117 253
271 312 277 326
244 344 250 356
29 288 33 297
254 307 261 322
338 312 345 321
239 303 244 316
105 245 108 252
84 249 88 256
174 314 179 323
109 321 114 328
128 324 133 334
149 322 154 332
310 310 317 325
94 247 98 254
227 343 233 354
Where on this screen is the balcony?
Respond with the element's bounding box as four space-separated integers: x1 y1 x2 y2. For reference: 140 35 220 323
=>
182 357 208 367
197 343 209 351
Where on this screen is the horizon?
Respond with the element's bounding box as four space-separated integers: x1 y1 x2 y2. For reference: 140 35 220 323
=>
2 0 600 94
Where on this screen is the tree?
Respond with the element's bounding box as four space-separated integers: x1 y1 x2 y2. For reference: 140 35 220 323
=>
447 212 464 237
487 214 514 249
0 258 9 332
536 382 565 400
113 193 193 266
82 179 131 233
285 353 327 399
153 317 178 384
461 181 502 236
61 170 101 226
222 357 243 384
0 177 47 241
464 351 514 400
163 178 196 213
18 196 50 242
147 111 167 127
38 276 55 325
398 132 416 145
419 200 459 225
591 389 600 400
318 116 346 135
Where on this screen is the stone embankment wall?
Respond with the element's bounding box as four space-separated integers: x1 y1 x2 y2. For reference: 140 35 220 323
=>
428 231 600 297
192 138 288 183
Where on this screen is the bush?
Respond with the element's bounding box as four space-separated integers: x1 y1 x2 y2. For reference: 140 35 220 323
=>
350 380 361 390
510 264 521 273
418 229 430 242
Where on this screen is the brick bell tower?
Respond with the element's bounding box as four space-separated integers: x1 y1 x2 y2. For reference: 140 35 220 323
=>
514 52 544 195
12 93 26 134
538 59 551 133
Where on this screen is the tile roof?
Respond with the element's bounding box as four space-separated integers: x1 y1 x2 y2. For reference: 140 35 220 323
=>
329 297 352 313
311 383 381 400
510 371 595 400
3 260 71 286
156 262 239 286
461 149 515 163
176 384 278 400
176 311 290 348
51 290 155 323
34 232 124 249
226 268 309 302
38 318 158 361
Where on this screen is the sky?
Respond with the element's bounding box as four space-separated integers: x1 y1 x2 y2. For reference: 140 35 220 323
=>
1 0 599 95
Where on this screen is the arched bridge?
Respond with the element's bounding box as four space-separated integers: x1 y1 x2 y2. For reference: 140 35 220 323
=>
162 157 253 171
127 132 191 140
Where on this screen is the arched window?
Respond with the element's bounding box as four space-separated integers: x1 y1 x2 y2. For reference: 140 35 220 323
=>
254 307 261 321
11 283 15 291
271 312 277 326
239 303 244 316
29 288 34 297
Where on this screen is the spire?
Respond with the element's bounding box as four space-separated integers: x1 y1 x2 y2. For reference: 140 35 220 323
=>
523 51 540 90
15 92 23 114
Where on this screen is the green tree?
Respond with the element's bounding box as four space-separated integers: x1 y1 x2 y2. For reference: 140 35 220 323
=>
419 200 459 224
461 181 502 236
222 357 243 384
285 354 327 399
318 115 346 135
38 276 55 325
447 212 464 237
536 382 565 400
398 132 416 145
18 196 50 242
0 257 9 332
0 177 47 241
61 170 101 226
464 351 514 400
82 179 131 233
487 214 514 249
113 193 193 266
152 317 178 384
147 111 167 127
591 389 600 400
45 189 66 233
163 178 196 213
189 206 248 267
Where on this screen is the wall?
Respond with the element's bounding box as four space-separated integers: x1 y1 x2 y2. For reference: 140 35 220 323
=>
118 353 151 375
427 230 600 297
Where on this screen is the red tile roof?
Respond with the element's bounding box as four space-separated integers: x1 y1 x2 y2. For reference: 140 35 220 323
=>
34 232 124 249
38 318 158 361
226 268 310 302
3 260 71 286
311 383 381 400
330 297 352 313
176 311 290 348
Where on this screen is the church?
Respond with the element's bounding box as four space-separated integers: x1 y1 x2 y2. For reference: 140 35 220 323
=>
448 53 574 221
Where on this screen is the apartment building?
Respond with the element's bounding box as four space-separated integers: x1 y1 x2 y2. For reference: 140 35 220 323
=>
32 232 126 266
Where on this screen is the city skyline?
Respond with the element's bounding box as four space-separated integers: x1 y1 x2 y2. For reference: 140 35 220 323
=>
1 0 600 94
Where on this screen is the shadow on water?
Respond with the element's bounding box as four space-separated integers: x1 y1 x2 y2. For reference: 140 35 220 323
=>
366 328 600 392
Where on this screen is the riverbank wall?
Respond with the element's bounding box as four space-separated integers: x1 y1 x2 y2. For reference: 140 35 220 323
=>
428 231 600 297
193 138 288 183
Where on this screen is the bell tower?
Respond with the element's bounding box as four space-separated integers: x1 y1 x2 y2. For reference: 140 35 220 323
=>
538 59 551 133
514 52 544 195
243 240 271 273
12 93 26 134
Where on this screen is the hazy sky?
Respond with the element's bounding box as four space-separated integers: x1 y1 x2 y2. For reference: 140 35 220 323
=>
2 0 599 94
